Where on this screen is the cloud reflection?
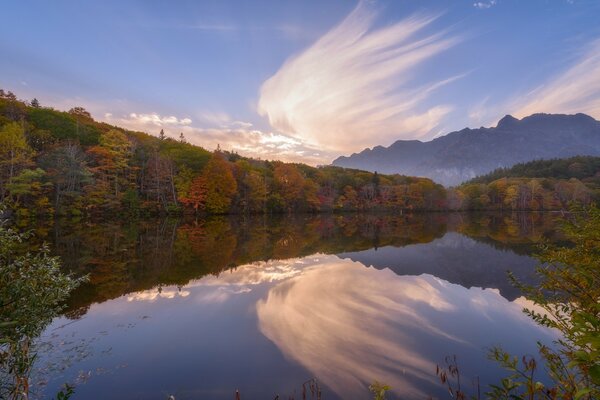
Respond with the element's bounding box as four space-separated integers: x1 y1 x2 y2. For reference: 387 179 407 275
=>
256 258 552 399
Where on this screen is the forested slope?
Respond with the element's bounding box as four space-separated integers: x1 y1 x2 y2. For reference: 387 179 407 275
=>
0 90 446 217
2 89 598 216
452 157 600 210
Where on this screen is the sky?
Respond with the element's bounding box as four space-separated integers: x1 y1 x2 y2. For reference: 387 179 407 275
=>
2 0 600 164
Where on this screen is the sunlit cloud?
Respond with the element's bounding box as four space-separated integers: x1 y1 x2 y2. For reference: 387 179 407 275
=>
513 39 600 119
126 112 192 126
104 111 329 163
257 258 555 399
258 2 461 158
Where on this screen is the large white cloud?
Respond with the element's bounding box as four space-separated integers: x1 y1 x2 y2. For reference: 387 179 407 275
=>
258 2 460 156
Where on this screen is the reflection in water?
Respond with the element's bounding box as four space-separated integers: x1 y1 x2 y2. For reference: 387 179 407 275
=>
29 212 562 316
339 232 539 300
26 212 562 399
257 257 555 399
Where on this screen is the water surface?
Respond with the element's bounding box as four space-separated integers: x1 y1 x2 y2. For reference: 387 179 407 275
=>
31 213 560 399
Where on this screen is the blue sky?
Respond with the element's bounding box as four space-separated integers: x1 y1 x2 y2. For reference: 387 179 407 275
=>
2 0 600 163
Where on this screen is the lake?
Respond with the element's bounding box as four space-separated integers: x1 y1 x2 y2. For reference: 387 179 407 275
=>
29 212 560 399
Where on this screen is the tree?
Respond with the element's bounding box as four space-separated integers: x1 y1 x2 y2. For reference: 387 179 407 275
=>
39 143 92 211
0 123 33 200
437 206 600 399
0 221 85 399
514 206 599 396
30 98 40 108
243 170 267 213
179 132 186 143
5 168 52 214
158 129 166 141
97 129 131 197
179 175 207 213
273 163 304 212
336 185 359 210
202 152 237 214
68 106 91 119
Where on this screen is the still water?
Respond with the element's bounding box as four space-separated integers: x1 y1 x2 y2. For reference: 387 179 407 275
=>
31 213 560 399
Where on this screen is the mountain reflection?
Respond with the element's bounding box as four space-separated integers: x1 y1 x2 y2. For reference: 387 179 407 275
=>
28 212 562 316
256 256 555 399
34 246 558 400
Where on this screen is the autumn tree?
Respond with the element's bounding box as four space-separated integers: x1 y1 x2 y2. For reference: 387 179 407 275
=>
0 123 33 200
179 175 207 214
273 163 305 212
234 160 267 213
336 185 359 211
83 129 133 210
202 152 237 214
143 150 177 208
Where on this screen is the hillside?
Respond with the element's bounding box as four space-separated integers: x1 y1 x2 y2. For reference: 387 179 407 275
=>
332 113 600 186
467 156 600 184
452 156 600 210
0 90 446 217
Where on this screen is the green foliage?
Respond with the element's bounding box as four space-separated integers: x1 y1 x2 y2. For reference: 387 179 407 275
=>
5 168 52 211
27 107 100 146
369 381 391 400
159 139 211 172
0 219 85 399
433 206 600 399
504 205 600 398
27 108 77 141
486 348 549 399
469 156 600 184
54 384 75 400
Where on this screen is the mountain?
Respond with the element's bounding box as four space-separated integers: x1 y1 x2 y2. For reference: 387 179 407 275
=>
332 113 600 186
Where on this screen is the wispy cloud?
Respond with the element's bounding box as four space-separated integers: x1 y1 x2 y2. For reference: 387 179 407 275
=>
513 39 600 118
257 2 461 158
473 1 497 10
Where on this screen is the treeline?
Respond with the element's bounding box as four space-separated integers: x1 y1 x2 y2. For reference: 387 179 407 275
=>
0 90 446 217
468 156 600 183
451 157 600 210
1 89 598 216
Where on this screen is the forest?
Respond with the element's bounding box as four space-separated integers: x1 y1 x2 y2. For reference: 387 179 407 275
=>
1 89 598 217
452 156 600 210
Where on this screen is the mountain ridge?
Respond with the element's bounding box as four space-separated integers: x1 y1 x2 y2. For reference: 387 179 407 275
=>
332 113 600 186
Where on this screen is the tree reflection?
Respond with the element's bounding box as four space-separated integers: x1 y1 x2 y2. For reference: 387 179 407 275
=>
26 212 562 317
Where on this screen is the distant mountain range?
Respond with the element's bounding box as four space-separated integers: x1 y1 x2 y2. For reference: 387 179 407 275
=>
332 113 600 186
